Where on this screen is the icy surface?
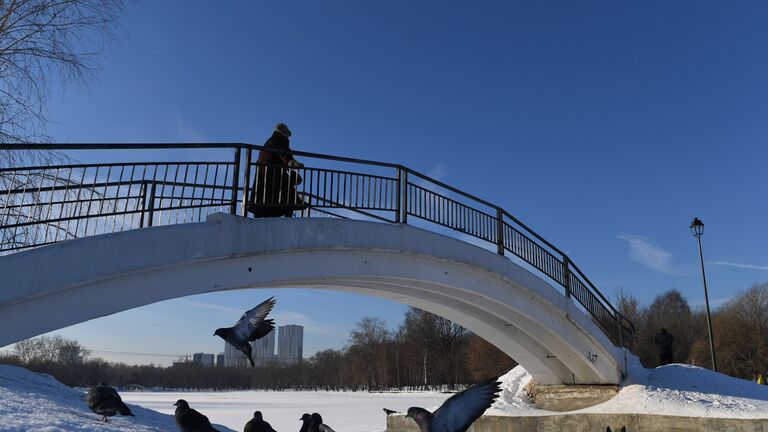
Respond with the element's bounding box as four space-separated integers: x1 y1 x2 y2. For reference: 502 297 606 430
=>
490 360 768 419
0 365 235 432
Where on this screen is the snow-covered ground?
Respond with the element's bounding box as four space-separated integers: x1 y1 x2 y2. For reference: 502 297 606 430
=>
0 365 234 432
3 359 768 432
0 364 448 432
121 389 448 432
490 359 768 419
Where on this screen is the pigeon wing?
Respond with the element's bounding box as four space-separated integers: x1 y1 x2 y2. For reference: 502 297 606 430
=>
233 297 276 340
430 378 501 432
178 408 216 430
319 424 336 432
250 319 275 341
85 387 106 411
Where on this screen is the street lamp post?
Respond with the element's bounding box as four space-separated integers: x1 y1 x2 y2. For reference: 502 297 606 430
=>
690 217 717 372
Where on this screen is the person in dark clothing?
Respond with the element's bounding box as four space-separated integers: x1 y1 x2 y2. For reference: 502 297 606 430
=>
654 328 674 366
249 123 307 218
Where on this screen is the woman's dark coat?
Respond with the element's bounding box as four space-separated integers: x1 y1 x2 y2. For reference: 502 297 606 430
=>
249 131 306 217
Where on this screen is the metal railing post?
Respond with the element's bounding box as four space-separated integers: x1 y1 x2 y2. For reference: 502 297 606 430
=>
563 255 572 298
401 169 408 224
138 182 147 228
147 182 156 227
230 147 241 215
242 147 252 217
394 168 401 223
496 207 504 256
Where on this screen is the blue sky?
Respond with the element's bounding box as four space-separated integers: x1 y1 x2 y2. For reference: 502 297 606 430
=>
8 1 768 365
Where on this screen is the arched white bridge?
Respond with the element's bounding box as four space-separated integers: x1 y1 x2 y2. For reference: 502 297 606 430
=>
0 213 628 385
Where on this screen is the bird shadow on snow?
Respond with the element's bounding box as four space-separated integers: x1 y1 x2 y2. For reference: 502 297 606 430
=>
631 363 768 402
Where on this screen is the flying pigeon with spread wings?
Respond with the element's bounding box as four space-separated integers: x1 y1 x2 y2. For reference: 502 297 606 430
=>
214 297 276 367
406 377 501 432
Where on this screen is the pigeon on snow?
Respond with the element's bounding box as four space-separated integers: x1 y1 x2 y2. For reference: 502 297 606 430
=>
299 413 312 432
214 296 276 367
308 412 336 432
85 382 134 422
245 410 277 432
406 377 501 432
173 399 219 432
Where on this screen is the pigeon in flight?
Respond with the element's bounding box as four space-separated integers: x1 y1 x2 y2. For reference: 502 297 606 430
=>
173 399 219 432
214 297 276 367
85 382 134 422
309 412 336 432
244 411 277 432
299 413 312 432
406 377 501 432
382 408 398 415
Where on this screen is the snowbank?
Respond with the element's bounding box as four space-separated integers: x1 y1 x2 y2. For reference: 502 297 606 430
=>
0 365 235 432
490 360 768 419
4 361 768 431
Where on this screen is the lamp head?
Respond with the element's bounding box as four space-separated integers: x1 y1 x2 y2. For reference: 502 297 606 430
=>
690 218 704 239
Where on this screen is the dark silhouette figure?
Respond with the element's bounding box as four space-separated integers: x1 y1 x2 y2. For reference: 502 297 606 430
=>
654 328 674 366
299 413 312 432
213 297 276 367
85 381 134 422
382 408 398 415
308 413 336 432
173 399 219 432
249 123 307 218
244 411 277 432
406 377 501 432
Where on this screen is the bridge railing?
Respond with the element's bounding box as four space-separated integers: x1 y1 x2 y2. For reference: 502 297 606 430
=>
0 143 634 349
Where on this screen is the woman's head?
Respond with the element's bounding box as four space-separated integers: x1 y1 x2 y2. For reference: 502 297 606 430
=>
275 123 292 137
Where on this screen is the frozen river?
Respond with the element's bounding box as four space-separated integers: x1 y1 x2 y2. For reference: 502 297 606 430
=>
121 390 450 432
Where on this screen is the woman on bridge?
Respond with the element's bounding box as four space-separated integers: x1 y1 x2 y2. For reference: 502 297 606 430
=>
249 123 308 218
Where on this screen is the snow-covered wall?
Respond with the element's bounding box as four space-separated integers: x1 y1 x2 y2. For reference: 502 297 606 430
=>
0 214 626 385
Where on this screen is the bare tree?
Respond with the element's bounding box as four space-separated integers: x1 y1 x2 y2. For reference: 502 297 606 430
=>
0 0 123 144
0 1 124 251
348 317 391 389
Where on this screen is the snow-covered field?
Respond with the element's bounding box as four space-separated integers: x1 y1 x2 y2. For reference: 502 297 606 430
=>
121 389 448 432
3 359 768 431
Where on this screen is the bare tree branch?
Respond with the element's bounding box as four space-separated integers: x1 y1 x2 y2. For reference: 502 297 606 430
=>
0 0 123 144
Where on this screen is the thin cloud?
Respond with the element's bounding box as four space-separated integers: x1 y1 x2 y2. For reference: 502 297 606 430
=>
176 299 243 315
618 234 678 275
712 261 768 271
175 116 208 143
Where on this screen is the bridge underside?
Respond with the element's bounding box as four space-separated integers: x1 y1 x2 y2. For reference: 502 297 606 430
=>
0 214 626 385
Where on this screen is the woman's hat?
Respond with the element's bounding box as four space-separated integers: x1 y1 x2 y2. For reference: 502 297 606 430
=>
275 123 292 137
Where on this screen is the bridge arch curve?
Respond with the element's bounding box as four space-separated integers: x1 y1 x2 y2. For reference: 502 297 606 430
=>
0 214 625 385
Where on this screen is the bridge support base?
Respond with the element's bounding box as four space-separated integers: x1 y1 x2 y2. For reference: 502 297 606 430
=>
388 414 766 432
525 381 618 411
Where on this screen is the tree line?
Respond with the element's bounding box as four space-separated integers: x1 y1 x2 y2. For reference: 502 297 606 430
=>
5 282 765 390
0 307 516 390
618 282 768 380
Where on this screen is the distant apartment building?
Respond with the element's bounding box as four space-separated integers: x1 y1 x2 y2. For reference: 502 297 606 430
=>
252 329 276 366
277 324 304 365
223 342 249 368
221 326 303 367
192 352 215 367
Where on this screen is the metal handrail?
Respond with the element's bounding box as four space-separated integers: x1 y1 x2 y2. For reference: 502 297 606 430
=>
0 143 635 349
